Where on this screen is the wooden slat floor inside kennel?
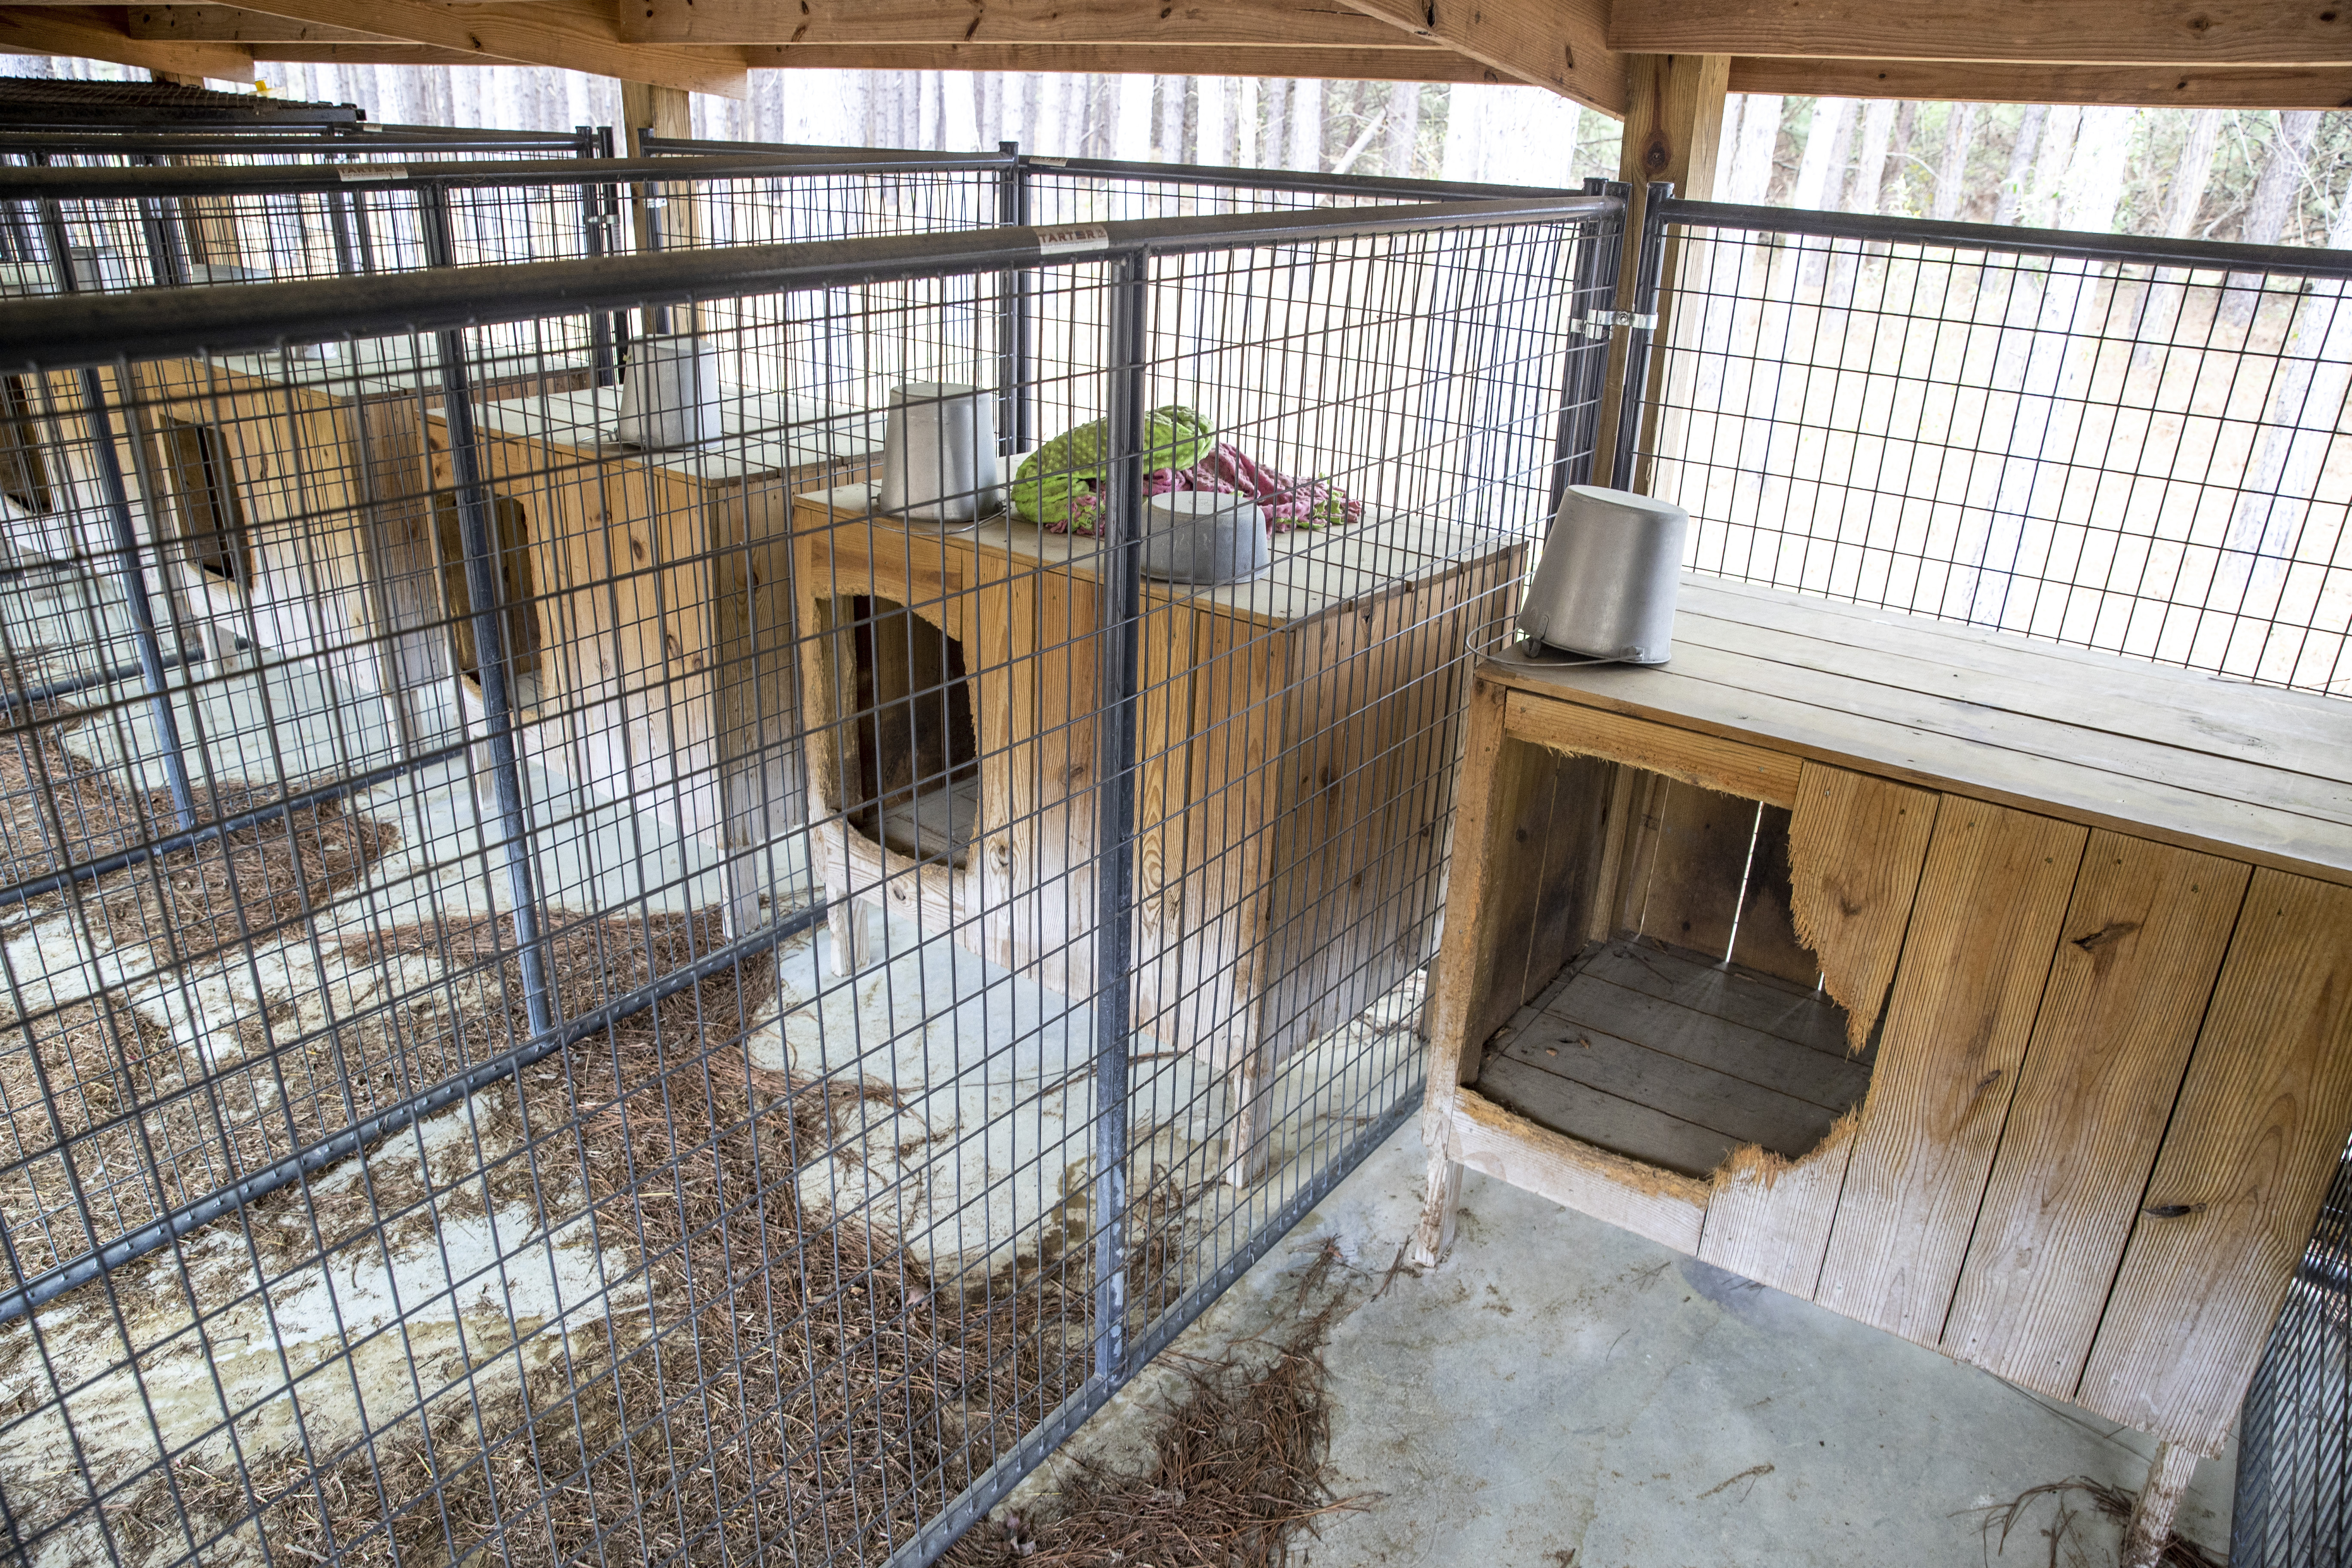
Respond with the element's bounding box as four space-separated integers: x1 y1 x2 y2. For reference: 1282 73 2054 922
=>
1475 938 1868 1179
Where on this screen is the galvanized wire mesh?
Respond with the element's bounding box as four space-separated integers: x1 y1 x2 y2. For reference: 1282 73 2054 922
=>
1628 199 2352 699
0 188 1619 1568
2236 1147 2352 1567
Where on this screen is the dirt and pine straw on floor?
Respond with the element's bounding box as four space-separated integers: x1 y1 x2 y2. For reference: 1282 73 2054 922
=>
943 1244 1368 1568
65 900 1206 1568
0 704 398 1288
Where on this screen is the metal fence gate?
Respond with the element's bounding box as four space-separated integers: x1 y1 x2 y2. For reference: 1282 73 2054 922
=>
0 188 1622 1568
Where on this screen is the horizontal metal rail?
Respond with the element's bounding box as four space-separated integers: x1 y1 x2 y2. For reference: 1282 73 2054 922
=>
0 152 854 203
0 895 830 1325
0 734 466 913
0 190 1627 371
0 193 1624 372
645 133 1589 204
0 127 590 157
0 646 201 715
1658 196 2352 280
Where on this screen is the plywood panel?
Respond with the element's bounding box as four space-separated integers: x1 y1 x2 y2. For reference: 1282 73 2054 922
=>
1786 762 1939 1053
1728 804 1818 988
2076 871 2352 1454
1630 781 1756 962
1696 765 1935 1297
1814 800 2085 1347
1941 835 2249 1398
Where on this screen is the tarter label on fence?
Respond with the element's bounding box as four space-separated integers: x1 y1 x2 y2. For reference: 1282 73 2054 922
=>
1036 224 1112 257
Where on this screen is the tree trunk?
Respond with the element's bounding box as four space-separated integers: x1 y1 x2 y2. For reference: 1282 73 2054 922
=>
1235 77 1259 165
2217 169 2352 680
1156 76 1186 162
2223 109 2322 326
1288 76 1324 172
2024 104 2082 227
1260 78 1288 168
1725 93 1782 204
1881 99 1919 213
1963 106 2136 627
1932 102 1979 221
1196 76 1230 166
1384 82 1421 178
1845 99 1896 214
1792 97 1851 211
1993 102 2047 226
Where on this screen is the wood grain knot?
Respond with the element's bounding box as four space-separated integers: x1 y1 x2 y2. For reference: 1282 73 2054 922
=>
2143 1202 2206 1219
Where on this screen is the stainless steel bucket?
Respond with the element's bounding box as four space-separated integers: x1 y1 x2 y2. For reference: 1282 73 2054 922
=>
616 337 724 450
878 382 1000 523
1140 490 1271 585
1515 484 1689 665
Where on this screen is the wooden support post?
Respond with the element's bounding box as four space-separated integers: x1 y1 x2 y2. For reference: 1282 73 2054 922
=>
621 80 698 252
2120 1441 2199 1568
1588 53 1727 491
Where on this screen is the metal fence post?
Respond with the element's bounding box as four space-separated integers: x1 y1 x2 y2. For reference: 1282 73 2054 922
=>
1090 248 1148 1383
35 194 199 831
1548 179 1626 511
1609 180 1674 496
1003 142 1036 453
420 185 558 1044
577 126 618 386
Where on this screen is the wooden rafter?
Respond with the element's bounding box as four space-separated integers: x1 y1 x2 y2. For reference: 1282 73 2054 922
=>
740 42 1493 82
129 7 387 44
1339 0 1626 113
1611 0 2352 68
227 0 751 96
624 0 1409 49
1729 55 2352 108
0 5 254 79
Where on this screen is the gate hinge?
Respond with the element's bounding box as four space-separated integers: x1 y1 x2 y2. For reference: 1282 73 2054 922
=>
1573 309 1657 339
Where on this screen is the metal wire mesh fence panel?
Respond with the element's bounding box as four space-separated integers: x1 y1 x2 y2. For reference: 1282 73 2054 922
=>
2236 1148 2352 1567
1626 198 2352 699
0 190 1619 1568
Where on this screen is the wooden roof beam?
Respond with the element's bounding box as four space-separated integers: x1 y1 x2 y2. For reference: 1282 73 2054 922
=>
129 6 387 44
1730 56 2352 108
0 5 255 79
1611 0 2352 67
744 42 1497 82
626 0 1408 49
229 0 752 96
1339 0 1627 113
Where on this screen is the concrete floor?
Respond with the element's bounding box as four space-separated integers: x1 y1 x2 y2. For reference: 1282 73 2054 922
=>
1009 1120 2237 1568
2 577 2240 1568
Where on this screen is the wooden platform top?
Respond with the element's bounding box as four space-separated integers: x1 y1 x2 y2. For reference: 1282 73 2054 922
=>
147 339 594 401
794 482 1520 631
1489 573 2352 885
454 386 880 481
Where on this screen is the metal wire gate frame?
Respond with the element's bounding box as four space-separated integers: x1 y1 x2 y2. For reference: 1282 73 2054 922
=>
1617 190 2352 699
0 190 1623 1568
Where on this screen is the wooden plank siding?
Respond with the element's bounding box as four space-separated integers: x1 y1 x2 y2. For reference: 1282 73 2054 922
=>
1940 836 2250 1399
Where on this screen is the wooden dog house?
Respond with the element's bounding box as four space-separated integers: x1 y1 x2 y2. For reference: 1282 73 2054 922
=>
1418 574 2352 1475
429 388 878 929
792 484 1523 1173
132 344 593 747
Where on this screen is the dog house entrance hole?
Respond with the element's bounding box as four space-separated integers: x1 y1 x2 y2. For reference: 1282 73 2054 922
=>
159 418 251 588
842 594 979 870
432 490 543 708
1 377 51 514
1471 755 1873 1179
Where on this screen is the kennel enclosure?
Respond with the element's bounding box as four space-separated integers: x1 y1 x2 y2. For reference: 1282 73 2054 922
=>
0 179 1623 1568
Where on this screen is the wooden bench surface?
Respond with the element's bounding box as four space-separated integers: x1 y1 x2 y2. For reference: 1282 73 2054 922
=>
1483 573 2352 885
